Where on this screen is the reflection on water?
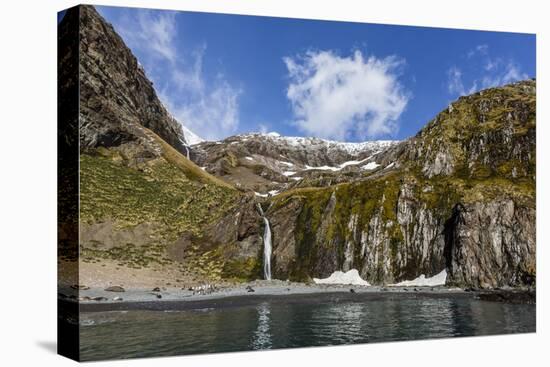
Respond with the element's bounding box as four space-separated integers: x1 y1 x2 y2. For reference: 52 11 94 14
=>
79 295 535 361
251 303 272 350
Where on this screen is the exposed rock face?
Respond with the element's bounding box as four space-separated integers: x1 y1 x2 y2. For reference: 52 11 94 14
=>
444 200 536 288
193 133 400 192
77 6 189 155
166 194 264 280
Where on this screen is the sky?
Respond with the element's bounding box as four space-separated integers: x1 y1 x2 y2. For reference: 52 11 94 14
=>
94 5 536 143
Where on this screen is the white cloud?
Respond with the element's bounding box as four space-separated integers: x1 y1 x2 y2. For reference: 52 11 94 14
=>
448 45 528 97
137 11 177 63
161 80 241 141
112 9 241 141
447 66 478 96
447 66 465 95
258 123 270 134
283 50 409 141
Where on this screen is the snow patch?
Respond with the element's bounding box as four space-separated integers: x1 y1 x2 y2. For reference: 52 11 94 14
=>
280 161 294 167
362 162 380 170
291 177 302 181
305 157 373 172
391 269 447 287
304 164 341 172
181 125 204 145
241 132 399 155
254 192 268 198
268 190 280 196
283 171 296 176
313 269 371 286
385 162 395 169
339 158 368 169
245 157 254 161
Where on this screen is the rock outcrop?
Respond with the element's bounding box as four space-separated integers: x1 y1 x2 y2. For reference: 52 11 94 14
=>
76 6 190 156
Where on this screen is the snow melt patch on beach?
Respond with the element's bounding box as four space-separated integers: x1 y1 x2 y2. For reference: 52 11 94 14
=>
391 269 447 287
313 269 371 286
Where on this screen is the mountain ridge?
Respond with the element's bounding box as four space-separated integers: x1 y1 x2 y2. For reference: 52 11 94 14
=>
63 5 536 289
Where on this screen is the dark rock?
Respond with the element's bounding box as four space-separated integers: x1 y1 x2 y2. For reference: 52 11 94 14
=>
104 286 125 292
92 297 107 301
152 287 161 292
349 288 356 293
71 284 90 290
476 290 535 304
76 5 189 156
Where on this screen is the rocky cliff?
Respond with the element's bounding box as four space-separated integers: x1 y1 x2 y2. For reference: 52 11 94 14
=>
265 80 535 288
64 5 536 289
61 6 264 285
76 5 191 156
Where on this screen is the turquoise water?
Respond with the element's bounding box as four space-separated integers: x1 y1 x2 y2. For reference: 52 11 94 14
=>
79 294 535 361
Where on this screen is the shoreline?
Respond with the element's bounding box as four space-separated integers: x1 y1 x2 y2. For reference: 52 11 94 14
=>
58 281 536 312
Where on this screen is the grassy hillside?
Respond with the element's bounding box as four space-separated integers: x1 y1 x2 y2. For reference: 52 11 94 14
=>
78 132 242 281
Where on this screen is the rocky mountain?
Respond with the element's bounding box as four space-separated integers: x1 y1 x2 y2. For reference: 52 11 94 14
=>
76 5 200 157
60 6 265 285
264 80 535 288
192 133 399 193
62 5 536 289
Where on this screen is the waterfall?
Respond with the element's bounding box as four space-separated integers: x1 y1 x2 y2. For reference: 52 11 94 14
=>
184 145 190 160
262 217 272 281
257 203 272 280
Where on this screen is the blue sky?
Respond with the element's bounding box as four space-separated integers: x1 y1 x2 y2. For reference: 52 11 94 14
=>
95 5 535 142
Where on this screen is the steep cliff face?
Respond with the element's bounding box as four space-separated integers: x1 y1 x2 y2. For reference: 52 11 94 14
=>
77 6 190 155
444 200 535 288
266 80 536 288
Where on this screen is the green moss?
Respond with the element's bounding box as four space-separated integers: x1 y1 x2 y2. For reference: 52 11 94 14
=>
222 257 261 281
80 243 172 268
80 153 238 241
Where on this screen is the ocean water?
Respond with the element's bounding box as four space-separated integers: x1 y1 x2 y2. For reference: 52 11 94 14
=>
78 293 535 361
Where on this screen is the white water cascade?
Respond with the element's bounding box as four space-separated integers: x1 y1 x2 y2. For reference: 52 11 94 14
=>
184 145 190 160
257 204 272 280
262 217 272 280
